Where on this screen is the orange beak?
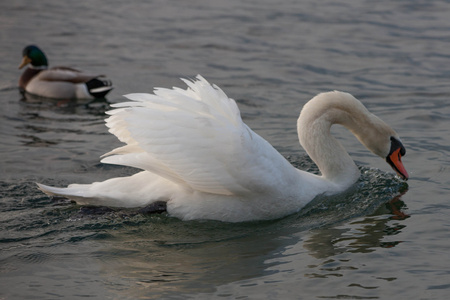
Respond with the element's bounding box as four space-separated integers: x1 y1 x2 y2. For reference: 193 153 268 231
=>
386 147 409 180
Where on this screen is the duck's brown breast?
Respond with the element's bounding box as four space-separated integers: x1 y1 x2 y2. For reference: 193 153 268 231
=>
19 68 42 91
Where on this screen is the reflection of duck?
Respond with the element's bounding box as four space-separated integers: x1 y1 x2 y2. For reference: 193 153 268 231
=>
38 75 408 222
18 45 113 99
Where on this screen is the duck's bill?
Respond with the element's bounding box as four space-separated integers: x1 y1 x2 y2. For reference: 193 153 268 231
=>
18 56 31 69
386 148 409 180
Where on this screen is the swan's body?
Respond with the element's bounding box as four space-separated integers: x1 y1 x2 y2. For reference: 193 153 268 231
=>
38 75 408 222
19 45 113 99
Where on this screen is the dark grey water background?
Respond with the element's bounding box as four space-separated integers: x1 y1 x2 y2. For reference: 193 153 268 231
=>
1 0 450 299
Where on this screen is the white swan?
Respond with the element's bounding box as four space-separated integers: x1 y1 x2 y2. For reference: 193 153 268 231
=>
37 75 408 222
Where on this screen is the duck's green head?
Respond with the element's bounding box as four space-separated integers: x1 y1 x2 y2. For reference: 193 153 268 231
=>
19 45 48 69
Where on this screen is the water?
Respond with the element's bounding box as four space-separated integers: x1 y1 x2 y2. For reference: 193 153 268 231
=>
1 0 450 299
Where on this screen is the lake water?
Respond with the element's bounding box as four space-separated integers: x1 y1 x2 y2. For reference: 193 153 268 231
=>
1 0 450 299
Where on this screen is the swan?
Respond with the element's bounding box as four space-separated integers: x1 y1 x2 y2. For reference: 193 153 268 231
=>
37 75 408 222
19 45 113 99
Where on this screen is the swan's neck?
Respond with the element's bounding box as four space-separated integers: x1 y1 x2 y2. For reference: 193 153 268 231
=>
297 91 382 188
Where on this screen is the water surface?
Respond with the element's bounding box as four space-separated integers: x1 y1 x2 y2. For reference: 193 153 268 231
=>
1 0 450 299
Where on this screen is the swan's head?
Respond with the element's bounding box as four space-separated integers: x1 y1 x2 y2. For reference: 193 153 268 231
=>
353 112 409 181
385 136 408 180
334 93 409 181
358 117 409 181
298 91 409 181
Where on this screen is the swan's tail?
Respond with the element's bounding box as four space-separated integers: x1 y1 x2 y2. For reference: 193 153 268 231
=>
38 183 81 198
37 171 176 208
37 182 103 205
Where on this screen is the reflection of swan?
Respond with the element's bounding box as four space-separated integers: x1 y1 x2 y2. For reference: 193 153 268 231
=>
303 193 409 259
19 45 113 99
38 75 408 222
95 222 291 298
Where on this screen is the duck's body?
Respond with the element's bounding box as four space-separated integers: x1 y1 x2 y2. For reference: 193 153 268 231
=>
19 45 113 99
38 75 408 222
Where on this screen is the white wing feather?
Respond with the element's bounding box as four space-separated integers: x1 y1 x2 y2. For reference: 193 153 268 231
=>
101 75 294 196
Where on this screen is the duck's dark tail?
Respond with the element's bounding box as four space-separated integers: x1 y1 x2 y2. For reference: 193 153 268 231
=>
86 78 113 98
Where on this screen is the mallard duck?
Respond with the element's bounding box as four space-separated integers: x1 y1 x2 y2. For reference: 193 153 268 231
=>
18 45 113 99
38 75 408 222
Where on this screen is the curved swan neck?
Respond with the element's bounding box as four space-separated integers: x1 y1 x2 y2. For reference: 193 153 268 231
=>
297 91 379 186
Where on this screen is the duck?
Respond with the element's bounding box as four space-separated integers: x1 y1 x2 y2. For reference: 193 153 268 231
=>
18 45 113 99
37 75 408 222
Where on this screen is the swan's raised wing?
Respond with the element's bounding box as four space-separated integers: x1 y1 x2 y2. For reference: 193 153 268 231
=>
101 75 295 196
